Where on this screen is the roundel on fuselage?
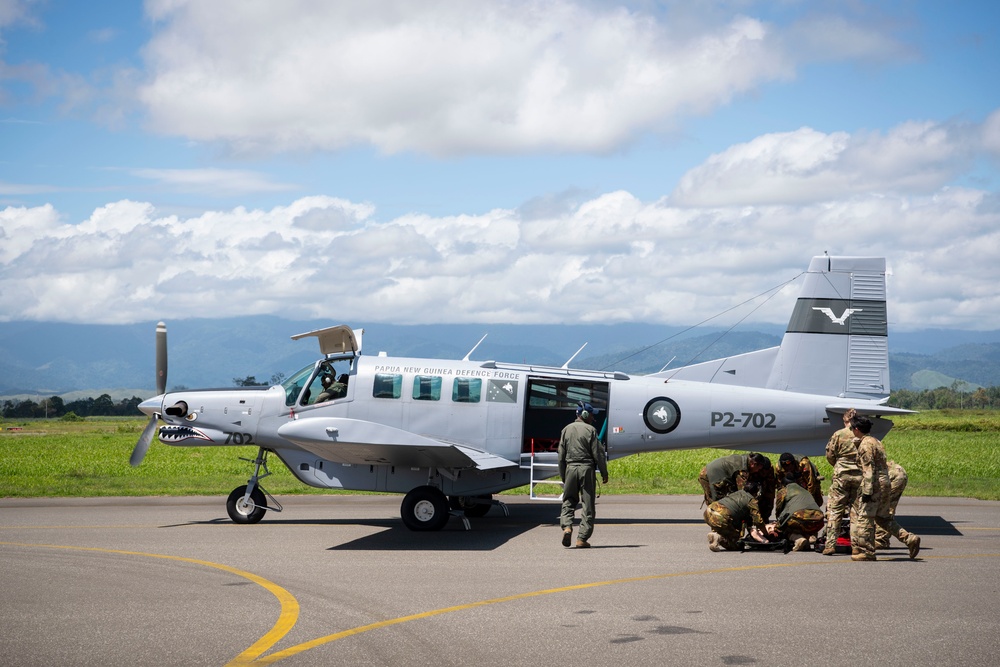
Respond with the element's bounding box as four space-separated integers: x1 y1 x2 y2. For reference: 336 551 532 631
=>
643 397 681 434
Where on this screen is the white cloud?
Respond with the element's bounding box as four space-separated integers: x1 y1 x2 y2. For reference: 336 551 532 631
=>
783 13 914 63
983 108 1000 156
1 181 997 329
131 167 299 196
136 1 808 156
671 118 977 206
0 0 37 30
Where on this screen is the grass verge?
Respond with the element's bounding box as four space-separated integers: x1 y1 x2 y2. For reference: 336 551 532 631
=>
1 411 998 500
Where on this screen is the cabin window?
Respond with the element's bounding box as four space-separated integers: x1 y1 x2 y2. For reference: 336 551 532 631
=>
373 373 402 399
412 375 442 401
452 377 482 403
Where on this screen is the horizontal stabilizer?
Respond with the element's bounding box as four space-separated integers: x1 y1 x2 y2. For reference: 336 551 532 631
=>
825 403 916 418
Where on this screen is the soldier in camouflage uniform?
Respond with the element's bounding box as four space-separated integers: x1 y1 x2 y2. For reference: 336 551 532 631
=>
850 416 921 561
704 480 768 551
776 452 824 507
698 452 777 520
875 460 909 549
822 409 862 555
768 481 826 551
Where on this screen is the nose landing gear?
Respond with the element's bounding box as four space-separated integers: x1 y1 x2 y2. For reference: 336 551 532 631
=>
226 447 283 524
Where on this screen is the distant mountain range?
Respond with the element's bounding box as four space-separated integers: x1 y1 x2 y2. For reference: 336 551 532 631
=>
1 318 998 401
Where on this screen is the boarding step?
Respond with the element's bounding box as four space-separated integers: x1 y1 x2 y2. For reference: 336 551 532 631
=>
520 452 563 501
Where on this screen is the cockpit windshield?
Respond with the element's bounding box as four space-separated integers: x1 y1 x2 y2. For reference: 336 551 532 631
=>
282 363 317 407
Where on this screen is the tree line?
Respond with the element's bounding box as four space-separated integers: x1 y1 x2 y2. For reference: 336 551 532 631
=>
1 394 145 420
3 382 999 421
887 384 1000 410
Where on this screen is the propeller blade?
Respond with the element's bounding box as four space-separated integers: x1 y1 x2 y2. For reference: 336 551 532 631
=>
130 415 158 467
155 321 168 395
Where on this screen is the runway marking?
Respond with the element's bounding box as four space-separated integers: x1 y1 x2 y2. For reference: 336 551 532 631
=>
5 540 998 666
0 525 162 530
0 542 299 665
251 552 1000 665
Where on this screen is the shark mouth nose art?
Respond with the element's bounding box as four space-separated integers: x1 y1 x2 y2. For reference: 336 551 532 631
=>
159 425 212 443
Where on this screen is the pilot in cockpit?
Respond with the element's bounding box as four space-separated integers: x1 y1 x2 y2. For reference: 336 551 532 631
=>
316 372 348 402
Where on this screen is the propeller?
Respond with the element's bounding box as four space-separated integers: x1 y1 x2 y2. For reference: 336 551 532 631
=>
130 322 168 467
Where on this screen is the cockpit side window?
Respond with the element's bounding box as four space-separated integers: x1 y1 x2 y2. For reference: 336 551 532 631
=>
302 356 355 405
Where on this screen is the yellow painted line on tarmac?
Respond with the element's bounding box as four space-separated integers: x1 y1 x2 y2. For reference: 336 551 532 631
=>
0 541 299 666
5 541 998 666
250 552 999 665
0 525 163 530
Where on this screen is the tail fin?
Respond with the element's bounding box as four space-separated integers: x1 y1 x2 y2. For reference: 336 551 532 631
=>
655 256 891 399
766 256 889 399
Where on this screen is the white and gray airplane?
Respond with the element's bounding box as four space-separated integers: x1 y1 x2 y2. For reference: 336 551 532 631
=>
132 255 910 530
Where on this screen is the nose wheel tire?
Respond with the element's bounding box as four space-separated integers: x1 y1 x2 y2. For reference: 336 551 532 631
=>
227 485 267 524
401 486 450 531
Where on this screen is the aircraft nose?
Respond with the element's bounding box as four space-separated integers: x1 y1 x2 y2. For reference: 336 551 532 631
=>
138 395 164 417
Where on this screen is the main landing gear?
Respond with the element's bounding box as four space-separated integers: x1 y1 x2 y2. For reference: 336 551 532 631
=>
400 486 451 531
399 487 508 531
226 447 283 524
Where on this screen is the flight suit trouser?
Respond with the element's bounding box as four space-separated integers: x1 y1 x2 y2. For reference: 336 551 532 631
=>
560 462 597 541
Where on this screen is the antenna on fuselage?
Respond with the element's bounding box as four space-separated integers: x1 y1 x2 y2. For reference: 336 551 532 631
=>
658 356 677 373
463 334 488 361
562 342 588 369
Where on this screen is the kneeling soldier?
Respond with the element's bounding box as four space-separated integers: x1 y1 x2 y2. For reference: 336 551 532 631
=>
704 480 767 551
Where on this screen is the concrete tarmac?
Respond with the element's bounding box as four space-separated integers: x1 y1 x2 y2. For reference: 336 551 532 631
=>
2 494 999 667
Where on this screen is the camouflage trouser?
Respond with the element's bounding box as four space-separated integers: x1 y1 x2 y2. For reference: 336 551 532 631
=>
824 470 862 551
783 509 825 539
875 472 909 546
851 493 913 558
703 504 742 550
698 467 739 507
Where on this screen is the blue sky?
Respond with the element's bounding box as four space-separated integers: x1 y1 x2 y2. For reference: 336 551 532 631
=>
2 0 999 330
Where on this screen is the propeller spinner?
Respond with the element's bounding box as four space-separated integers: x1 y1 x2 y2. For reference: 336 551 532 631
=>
130 322 167 467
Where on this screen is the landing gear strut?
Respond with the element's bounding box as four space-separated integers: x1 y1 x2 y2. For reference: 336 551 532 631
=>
450 494 495 518
226 447 283 524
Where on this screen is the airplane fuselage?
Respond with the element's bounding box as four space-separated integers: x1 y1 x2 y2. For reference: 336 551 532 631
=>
140 352 852 499
132 256 909 529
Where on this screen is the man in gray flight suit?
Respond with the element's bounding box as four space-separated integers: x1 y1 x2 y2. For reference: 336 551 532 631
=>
558 401 609 548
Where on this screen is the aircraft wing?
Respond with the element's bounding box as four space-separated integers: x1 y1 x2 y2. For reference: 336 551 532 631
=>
276 418 517 470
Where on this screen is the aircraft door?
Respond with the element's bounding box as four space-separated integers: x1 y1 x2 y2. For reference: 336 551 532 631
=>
522 378 610 455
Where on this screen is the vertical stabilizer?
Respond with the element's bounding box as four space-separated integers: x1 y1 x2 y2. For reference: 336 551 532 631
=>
766 256 889 399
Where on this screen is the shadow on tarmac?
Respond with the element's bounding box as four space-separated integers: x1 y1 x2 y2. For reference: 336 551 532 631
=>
162 505 958 552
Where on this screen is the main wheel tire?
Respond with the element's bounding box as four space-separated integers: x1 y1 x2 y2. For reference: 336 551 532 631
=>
227 485 267 524
401 486 450 531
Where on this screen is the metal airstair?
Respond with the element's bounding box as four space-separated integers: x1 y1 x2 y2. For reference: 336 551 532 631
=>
521 439 562 501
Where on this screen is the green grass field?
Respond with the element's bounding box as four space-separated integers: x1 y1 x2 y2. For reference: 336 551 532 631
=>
1 411 998 500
